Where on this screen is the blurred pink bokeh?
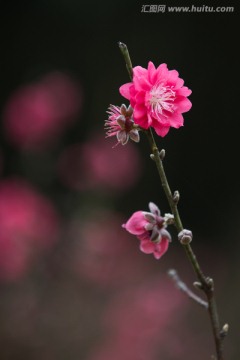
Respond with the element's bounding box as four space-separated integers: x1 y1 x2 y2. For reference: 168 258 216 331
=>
87 279 187 360
0 178 60 281
3 72 82 150
58 135 142 192
69 210 149 287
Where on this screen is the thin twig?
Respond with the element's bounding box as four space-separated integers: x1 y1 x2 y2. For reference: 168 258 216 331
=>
118 42 226 360
146 130 224 360
145 129 207 285
118 42 133 80
168 269 208 309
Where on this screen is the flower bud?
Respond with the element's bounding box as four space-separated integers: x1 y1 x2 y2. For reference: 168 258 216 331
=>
159 149 165 160
173 190 180 204
220 323 229 338
223 323 229 332
178 229 193 244
193 281 203 290
206 277 214 289
168 269 177 278
164 213 174 225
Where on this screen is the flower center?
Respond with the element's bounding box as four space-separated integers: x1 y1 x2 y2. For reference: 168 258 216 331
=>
156 216 164 228
149 84 176 119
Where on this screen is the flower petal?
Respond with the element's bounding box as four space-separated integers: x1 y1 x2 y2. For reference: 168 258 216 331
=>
129 129 140 143
149 202 160 216
167 70 179 85
119 83 132 99
134 76 151 92
117 130 128 145
133 65 148 78
174 78 184 89
145 222 154 231
168 113 184 128
153 124 170 137
133 104 147 122
147 61 157 83
177 86 192 97
161 228 172 242
175 97 192 113
150 227 161 242
139 239 155 254
116 116 126 129
120 103 127 115
143 211 156 223
155 63 168 82
122 211 148 235
153 238 169 259
146 113 153 127
135 91 145 104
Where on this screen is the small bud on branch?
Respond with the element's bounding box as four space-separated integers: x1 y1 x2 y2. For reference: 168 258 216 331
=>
178 229 193 245
220 324 229 339
173 190 180 204
193 281 204 290
159 149 166 160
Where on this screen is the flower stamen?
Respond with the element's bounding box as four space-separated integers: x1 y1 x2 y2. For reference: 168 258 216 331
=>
149 84 176 120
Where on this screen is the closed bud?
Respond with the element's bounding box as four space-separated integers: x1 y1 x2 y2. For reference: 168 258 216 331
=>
206 277 214 289
173 190 180 204
178 229 193 245
168 269 177 278
164 213 174 225
222 323 229 333
159 149 165 160
220 323 229 338
118 41 125 50
193 281 203 290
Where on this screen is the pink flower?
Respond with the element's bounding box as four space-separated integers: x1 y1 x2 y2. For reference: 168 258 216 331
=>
105 104 140 145
119 61 192 137
123 202 172 259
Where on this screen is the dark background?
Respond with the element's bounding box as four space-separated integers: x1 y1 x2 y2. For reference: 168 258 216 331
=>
0 1 239 359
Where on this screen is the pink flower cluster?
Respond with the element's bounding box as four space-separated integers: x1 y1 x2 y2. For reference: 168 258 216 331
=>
106 61 191 142
105 59 192 260
123 202 172 259
120 61 192 137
